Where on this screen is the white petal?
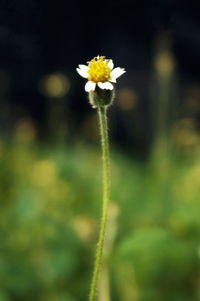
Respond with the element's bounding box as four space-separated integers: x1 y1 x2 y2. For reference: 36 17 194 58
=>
78 64 89 72
98 82 113 90
76 68 89 78
110 67 126 80
85 81 96 92
108 59 114 70
109 77 116 83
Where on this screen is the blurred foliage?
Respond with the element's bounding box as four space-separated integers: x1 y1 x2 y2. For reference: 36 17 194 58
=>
0 118 200 301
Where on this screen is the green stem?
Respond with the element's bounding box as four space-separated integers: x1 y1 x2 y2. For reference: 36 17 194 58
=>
89 106 110 301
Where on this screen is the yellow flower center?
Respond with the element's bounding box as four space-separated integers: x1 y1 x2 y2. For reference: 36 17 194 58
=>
87 56 111 83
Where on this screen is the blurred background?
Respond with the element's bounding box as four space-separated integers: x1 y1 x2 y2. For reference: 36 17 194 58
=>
0 1 200 300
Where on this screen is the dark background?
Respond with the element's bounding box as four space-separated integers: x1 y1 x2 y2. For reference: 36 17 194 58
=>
0 0 199 153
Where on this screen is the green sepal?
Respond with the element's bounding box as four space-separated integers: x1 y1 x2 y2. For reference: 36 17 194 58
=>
88 86 115 108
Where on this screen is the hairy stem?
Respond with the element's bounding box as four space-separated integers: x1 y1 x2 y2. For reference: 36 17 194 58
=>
89 106 110 301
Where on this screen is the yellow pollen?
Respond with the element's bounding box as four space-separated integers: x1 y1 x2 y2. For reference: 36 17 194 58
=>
87 56 111 83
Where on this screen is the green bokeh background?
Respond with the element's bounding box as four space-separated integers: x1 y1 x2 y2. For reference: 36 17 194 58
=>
0 125 199 300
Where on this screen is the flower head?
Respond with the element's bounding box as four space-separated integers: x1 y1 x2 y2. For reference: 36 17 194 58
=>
76 56 126 92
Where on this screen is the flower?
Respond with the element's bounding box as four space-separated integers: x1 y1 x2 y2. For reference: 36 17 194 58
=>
76 56 126 92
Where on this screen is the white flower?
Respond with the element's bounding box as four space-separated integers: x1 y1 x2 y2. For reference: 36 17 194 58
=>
76 56 126 92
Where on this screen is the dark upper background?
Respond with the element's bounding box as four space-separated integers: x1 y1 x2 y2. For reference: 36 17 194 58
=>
0 0 199 154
